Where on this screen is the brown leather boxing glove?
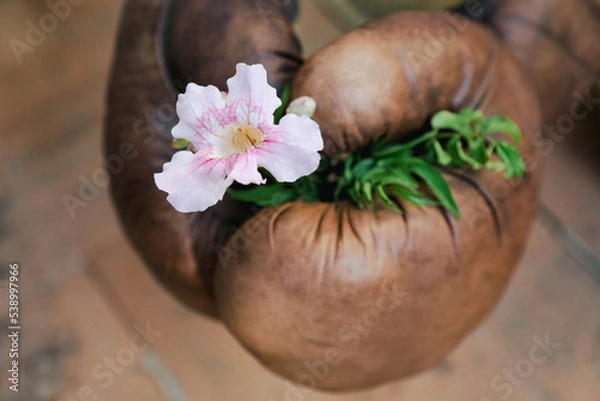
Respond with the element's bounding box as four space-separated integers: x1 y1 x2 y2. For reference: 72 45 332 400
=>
318 0 600 120
105 1 543 392
215 12 543 390
105 0 301 315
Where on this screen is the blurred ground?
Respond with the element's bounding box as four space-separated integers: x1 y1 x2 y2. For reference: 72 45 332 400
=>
0 1 599 400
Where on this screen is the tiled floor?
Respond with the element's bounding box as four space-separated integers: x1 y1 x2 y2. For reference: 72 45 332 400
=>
0 1 599 400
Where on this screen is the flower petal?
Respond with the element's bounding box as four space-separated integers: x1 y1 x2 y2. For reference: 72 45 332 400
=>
176 83 226 123
228 151 266 185
154 150 232 212
256 115 323 182
269 114 324 151
226 63 281 128
172 83 226 144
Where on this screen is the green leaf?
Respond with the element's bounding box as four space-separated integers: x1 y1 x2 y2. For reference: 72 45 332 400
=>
172 138 190 150
389 186 439 207
454 138 482 169
458 107 475 119
495 141 526 177
343 154 355 181
362 181 373 207
352 158 375 178
423 140 437 164
228 183 297 206
468 137 489 165
375 185 401 212
432 139 452 166
481 116 521 145
352 181 364 208
485 160 506 173
460 108 485 132
408 159 460 218
460 107 484 123
273 83 292 124
362 165 419 190
373 131 438 158
379 168 419 190
361 166 387 183
347 185 358 203
431 110 471 136
376 157 405 169
446 136 468 168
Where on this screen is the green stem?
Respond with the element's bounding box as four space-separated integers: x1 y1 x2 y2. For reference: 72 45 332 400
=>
373 130 438 158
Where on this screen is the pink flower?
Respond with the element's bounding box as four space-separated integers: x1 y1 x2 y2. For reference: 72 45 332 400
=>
155 63 323 213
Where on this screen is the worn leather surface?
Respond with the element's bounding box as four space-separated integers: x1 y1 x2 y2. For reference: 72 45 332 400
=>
215 12 542 390
489 0 600 118
104 0 598 391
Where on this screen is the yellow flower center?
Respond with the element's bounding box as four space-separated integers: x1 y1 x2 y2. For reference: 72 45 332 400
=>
231 126 263 153
212 125 265 158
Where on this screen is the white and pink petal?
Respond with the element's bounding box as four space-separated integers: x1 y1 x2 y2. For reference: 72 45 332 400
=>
255 141 321 182
265 114 323 151
154 151 232 213
226 63 281 127
173 83 226 144
228 151 266 185
176 83 225 125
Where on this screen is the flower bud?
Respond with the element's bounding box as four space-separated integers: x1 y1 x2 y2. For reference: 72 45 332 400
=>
286 96 317 118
